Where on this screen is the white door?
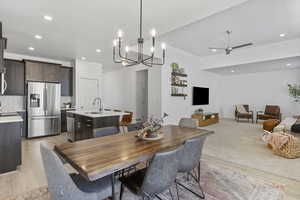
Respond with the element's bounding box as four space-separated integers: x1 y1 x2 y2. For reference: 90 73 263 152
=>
78 78 100 110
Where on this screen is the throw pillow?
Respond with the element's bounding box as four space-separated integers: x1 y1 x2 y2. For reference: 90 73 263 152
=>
236 104 248 114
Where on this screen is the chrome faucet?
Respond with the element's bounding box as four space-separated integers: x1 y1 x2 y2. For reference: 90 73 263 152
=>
92 97 103 112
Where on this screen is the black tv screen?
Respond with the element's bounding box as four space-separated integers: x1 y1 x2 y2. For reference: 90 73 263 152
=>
192 87 209 105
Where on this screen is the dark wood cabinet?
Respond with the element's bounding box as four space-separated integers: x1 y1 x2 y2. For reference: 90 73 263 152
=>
25 60 61 82
4 59 25 95
73 115 120 141
0 122 22 174
17 111 27 137
60 67 73 96
74 115 94 141
61 110 67 133
44 63 61 82
25 61 44 81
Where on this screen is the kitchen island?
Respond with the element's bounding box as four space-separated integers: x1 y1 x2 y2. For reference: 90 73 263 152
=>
67 110 126 142
0 115 23 174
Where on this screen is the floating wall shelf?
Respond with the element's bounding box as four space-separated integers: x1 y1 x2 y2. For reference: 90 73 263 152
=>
171 72 187 77
171 83 188 87
171 68 188 99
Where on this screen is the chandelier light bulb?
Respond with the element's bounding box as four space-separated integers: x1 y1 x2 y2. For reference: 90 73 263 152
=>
161 43 166 50
118 30 123 38
125 46 130 52
113 40 118 47
151 29 156 37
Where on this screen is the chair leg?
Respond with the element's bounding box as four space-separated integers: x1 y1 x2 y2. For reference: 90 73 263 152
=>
169 188 174 200
176 163 205 200
176 180 205 199
175 180 180 200
120 183 124 200
154 194 163 200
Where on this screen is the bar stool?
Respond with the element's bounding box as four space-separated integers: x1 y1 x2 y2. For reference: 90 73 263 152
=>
119 111 133 133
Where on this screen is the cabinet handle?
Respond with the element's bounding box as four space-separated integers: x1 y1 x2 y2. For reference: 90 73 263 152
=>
86 124 92 127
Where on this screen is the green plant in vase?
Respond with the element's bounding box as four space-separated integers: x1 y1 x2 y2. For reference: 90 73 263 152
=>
288 84 300 103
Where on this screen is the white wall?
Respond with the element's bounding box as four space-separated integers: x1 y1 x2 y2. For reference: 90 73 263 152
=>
74 59 103 109
219 69 300 119
103 65 162 120
161 46 221 125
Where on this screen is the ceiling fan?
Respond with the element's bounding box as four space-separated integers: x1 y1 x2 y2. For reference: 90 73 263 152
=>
209 30 253 55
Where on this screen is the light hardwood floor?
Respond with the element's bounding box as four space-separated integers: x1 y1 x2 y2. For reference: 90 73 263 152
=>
0 120 299 199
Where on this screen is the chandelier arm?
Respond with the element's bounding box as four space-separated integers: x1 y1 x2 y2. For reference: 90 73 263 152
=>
113 47 123 63
141 62 153 67
141 55 154 63
144 56 165 66
124 61 140 67
117 45 140 63
144 61 164 66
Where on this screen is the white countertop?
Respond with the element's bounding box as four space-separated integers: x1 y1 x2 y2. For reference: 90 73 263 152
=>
67 110 126 118
0 116 23 123
0 109 26 113
61 107 76 111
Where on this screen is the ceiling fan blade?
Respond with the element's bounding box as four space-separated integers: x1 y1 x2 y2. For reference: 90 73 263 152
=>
232 43 253 49
208 47 226 50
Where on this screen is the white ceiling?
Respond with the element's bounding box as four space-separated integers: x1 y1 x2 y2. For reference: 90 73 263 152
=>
206 56 300 76
0 0 248 68
161 0 300 57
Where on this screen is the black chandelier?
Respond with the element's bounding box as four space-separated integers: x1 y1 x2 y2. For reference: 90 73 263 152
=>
113 0 166 67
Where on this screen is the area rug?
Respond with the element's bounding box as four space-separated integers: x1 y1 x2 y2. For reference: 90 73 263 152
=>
5 162 284 200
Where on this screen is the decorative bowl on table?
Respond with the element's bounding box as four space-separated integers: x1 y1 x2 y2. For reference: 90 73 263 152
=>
136 113 168 141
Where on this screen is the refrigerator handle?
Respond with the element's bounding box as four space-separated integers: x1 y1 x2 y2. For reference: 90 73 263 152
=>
44 86 47 113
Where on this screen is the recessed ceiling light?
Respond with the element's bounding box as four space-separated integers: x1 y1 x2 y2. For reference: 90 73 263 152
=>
28 47 35 51
280 33 286 37
81 57 86 60
211 49 217 52
96 49 101 53
43 15 53 21
231 70 235 73
286 63 292 67
34 35 42 40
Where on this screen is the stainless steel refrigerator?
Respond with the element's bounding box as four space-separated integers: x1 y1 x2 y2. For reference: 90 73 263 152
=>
27 82 61 138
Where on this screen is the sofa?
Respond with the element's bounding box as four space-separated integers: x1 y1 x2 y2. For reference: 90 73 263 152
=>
273 118 298 133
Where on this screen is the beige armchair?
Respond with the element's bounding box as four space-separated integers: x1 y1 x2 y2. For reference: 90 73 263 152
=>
235 105 254 123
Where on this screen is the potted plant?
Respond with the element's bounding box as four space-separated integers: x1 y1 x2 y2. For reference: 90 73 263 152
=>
288 84 300 103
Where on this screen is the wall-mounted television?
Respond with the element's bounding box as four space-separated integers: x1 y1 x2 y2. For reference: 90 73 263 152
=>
192 87 209 105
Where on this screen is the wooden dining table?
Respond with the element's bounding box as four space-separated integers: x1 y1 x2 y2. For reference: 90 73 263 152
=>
55 125 213 199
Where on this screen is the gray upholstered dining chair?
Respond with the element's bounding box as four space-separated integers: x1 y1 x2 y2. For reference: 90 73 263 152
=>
175 136 207 199
119 146 183 200
40 143 118 200
93 126 120 138
127 122 144 132
179 118 198 129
